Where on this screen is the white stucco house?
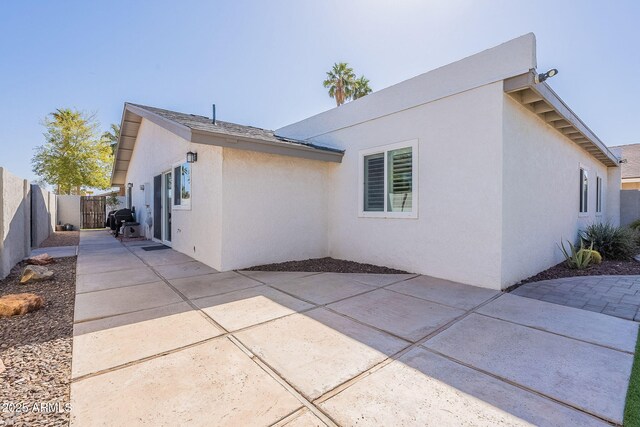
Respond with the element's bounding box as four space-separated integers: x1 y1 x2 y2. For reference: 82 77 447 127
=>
111 33 621 290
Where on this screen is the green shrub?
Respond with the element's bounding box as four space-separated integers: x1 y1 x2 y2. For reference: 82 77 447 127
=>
559 240 593 269
579 249 602 264
580 223 639 261
629 218 640 231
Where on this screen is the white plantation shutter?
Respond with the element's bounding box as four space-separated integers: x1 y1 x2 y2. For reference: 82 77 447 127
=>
580 168 588 213
387 147 412 212
364 153 384 211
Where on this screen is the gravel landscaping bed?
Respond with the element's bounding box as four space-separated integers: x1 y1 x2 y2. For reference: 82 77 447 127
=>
244 257 409 274
518 259 640 285
38 232 79 248
0 257 76 427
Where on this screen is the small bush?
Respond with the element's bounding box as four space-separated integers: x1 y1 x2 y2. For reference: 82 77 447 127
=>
629 218 640 231
579 249 602 264
580 223 639 261
559 240 593 269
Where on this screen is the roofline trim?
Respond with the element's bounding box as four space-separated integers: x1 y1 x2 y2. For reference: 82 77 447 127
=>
504 71 619 167
110 104 343 186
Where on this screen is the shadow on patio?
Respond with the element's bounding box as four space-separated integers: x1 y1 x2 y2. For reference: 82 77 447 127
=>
69 230 636 427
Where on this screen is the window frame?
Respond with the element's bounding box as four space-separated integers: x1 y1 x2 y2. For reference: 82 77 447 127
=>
358 139 418 219
579 165 588 216
171 160 192 211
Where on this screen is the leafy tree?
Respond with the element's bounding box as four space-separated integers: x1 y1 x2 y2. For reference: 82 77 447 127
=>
352 75 372 100
32 108 113 195
323 62 356 106
323 62 372 106
102 123 120 155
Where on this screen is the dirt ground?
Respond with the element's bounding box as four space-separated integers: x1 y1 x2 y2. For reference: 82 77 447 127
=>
0 257 76 427
38 232 79 248
518 259 640 285
244 257 409 274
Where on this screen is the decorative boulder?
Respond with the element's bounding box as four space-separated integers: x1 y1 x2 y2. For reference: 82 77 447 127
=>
26 253 55 266
20 265 54 284
0 293 44 317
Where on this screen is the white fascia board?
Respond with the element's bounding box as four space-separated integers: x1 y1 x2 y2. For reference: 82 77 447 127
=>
276 33 537 141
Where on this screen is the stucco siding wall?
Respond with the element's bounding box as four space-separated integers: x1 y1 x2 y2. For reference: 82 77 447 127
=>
57 195 81 229
501 95 617 286
0 168 30 279
125 119 223 269
220 148 331 271
30 185 56 247
621 190 640 226
308 83 505 289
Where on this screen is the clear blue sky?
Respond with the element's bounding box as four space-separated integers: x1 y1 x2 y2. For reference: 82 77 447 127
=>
1 0 638 182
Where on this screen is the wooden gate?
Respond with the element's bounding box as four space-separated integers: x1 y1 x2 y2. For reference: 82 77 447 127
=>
80 196 106 229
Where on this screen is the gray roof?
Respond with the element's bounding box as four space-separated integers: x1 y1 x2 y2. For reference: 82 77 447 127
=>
128 103 343 154
614 143 640 179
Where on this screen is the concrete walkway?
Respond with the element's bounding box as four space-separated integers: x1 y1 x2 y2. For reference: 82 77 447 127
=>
70 230 637 426
512 275 640 321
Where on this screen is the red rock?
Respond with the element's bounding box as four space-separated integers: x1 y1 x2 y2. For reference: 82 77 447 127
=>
27 253 55 265
0 293 44 317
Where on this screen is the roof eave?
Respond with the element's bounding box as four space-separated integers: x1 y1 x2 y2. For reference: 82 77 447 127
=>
110 104 344 185
190 129 344 163
504 71 619 167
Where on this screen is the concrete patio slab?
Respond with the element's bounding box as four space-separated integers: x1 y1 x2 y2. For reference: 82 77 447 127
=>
121 239 156 247
135 249 196 266
194 285 315 331
76 266 160 294
388 275 499 310
76 256 146 275
319 347 607 427
70 337 302 427
74 281 183 322
72 302 223 378
478 293 639 352
275 409 327 427
328 289 465 341
271 273 375 305
78 240 125 249
339 273 417 287
424 313 633 424
169 271 261 300
154 260 218 280
234 308 409 400
238 270 318 284
76 247 130 260
30 245 77 258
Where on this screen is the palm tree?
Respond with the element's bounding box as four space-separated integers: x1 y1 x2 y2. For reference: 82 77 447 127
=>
323 62 356 107
351 75 372 100
101 123 120 155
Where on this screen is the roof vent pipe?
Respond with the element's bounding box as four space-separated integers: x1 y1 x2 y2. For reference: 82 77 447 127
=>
212 104 216 125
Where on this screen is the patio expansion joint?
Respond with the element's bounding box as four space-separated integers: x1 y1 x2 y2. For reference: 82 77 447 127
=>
120 240 340 426
312 291 504 405
418 345 620 427
234 269 325 285
474 311 636 355
70 335 224 383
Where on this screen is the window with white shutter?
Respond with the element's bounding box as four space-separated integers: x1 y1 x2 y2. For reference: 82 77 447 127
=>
387 147 412 212
596 176 602 214
359 140 418 218
579 167 588 213
364 153 384 211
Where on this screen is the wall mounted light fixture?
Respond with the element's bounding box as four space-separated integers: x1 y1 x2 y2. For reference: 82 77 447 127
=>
139 184 145 190
186 151 198 163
